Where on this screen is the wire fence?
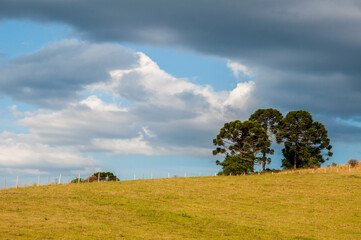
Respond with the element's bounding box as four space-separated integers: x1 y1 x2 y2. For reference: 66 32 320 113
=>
1 164 360 190
272 163 361 175
0 171 219 190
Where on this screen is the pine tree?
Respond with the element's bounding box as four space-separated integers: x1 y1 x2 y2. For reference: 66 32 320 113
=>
213 120 267 174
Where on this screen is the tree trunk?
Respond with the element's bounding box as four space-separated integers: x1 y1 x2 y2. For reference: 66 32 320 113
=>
294 143 297 169
262 152 266 172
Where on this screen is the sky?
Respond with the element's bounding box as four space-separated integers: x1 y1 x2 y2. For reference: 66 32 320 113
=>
1 0 361 181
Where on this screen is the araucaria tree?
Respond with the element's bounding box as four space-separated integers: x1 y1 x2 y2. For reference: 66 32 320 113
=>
277 110 333 169
213 120 268 175
249 108 283 172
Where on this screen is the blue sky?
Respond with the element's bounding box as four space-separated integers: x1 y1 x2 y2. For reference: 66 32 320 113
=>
1 1 361 180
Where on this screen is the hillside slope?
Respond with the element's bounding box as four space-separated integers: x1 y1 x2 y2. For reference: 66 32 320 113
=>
0 171 360 239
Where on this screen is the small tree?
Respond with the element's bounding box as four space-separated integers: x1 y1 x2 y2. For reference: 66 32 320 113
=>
216 154 253 175
93 172 118 181
348 159 359 167
86 175 98 182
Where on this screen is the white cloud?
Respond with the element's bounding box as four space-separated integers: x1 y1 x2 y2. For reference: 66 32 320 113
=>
0 131 96 174
142 126 156 138
8 105 24 118
224 82 255 109
91 135 213 158
92 135 156 156
80 95 127 112
227 60 253 80
17 52 256 152
1 43 258 174
18 104 138 145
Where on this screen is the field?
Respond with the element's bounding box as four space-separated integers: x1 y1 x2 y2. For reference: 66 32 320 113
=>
0 169 360 239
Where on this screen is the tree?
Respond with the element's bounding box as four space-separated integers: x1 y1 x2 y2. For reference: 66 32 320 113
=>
348 159 359 167
249 108 283 172
93 172 118 181
277 110 332 169
213 120 267 174
216 154 253 175
280 144 326 169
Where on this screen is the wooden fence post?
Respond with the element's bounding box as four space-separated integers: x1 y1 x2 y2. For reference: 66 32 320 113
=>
59 174 62 185
98 173 100 183
168 173 170 178
38 176 40 186
4 177 6 189
215 172 217 176
27 177 29 186
16 176 19 189
78 173 80 184
184 172 186 177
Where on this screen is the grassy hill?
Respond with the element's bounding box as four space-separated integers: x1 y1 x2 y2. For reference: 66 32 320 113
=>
0 170 360 239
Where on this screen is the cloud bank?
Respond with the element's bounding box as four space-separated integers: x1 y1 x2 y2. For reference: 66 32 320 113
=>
0 39 139 108
0 41 255 173
1 1 360 118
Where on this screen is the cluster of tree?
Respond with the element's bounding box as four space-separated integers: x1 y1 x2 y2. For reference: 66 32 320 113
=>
71 172 118 183
213 109 333 175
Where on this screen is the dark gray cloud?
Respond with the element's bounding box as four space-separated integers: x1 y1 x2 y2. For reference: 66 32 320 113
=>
0 0 360 72
0 40 139 108
251 68 361 118
320 117 361 143
1 0 361 117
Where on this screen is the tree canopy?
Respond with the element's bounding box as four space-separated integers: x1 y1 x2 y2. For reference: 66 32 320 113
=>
213 120 268 174
249 108 283 172
276 110 333 169
214 109 333 173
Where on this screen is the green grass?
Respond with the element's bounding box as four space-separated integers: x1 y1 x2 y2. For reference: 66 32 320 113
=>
0 171 360 239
